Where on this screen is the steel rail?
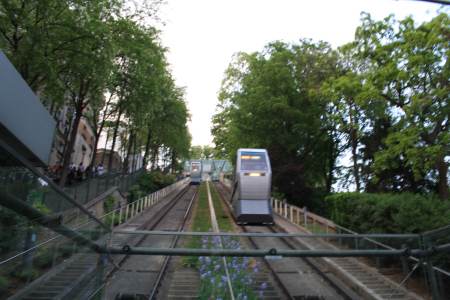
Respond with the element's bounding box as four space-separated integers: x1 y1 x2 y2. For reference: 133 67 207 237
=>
206 181 235 300
213 182 293 300
106 184 192 276
112 229 420 239
215 182 356 300
103 246 425 257
148 186 198 300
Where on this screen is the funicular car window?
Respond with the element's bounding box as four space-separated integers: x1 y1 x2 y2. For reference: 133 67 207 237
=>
240 152 267 170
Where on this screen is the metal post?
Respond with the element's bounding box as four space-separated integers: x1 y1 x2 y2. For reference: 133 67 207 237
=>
289 205 293 223
125 204 129 222
86 178 91 204
304 207 308 227
110 211 115 230
118 207 122 224
423 235 441 300
400 243 410 276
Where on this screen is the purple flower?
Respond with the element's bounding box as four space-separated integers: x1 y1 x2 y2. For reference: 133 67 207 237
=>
260 282 268 289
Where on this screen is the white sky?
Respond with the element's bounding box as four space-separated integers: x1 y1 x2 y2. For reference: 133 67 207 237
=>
158 0 445 146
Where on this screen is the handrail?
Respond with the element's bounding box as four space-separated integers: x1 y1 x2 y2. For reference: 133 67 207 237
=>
271 197 450 279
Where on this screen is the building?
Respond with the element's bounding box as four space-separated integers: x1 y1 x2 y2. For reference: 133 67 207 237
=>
95 149 122 172
48 105 96 170
72 116 96 168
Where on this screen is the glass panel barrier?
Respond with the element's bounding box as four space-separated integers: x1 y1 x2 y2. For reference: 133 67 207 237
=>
0 143 111 299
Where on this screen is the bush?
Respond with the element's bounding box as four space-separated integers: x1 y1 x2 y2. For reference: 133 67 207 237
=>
103 214 120 227
103 195 116 213
0 275 9 292
137 170 176 193
128 184 144 203
34 249 54 269
325 192 450 234
13 269 39 282
128 171 176 203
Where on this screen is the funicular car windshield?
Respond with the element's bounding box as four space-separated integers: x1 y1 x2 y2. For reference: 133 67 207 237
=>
240 152 267 170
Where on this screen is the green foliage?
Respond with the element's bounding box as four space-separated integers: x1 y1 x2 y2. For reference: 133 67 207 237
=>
212 12 449 203
128 171 176 203
128 184 144 204
0 275 8 292
212 40 340 209
34 248 53 269
0 0 190 181
103 213 120 227
0 207 23 254
189 145 215 159
326 192 450 234
137 170 176 193
103 195 116 213
13 269 39 282
183 183 211 267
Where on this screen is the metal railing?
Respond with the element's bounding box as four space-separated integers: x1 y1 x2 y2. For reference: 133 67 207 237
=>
98 178 189 229
271 198 450 300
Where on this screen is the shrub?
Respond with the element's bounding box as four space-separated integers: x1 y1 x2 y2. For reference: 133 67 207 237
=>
137 170 176 193
0 275 9 292
34 249 54 269
13 269 39 282
325 192 450 234
128 171 176 203
103 214 120 227
103 195 116 213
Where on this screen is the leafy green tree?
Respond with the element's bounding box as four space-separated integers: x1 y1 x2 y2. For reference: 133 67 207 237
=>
213 40 340 208
343 13 449 199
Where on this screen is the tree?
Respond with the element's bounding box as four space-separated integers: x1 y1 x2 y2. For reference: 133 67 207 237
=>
346 13 449 199
213 40 340 208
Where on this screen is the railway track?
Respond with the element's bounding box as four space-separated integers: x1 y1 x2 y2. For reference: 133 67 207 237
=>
104 184 198 299
214 182 354 300
215 181 423 300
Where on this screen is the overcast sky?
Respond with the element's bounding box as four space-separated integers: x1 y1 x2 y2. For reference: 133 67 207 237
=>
157 0 446 146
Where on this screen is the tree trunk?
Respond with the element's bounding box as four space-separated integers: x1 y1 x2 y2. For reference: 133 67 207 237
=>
437 155 449 200
101 129 110 164
108 107 123 172
171 150 177 174
123 131 134 174
350 127 360 192
131 135 137 172
142 128 152 169
326 140 337 193
151 145 158 170
348 105 360 192
59 101 83 186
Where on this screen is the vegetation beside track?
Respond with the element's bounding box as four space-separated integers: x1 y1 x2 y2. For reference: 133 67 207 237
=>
326 192 450 234
183 183 211 267
183 182 263 299
209 183 234 232
128 170 177 203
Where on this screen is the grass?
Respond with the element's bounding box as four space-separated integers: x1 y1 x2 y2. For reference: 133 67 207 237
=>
209 182 234 232
183 183 211 267
182 182 264 299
